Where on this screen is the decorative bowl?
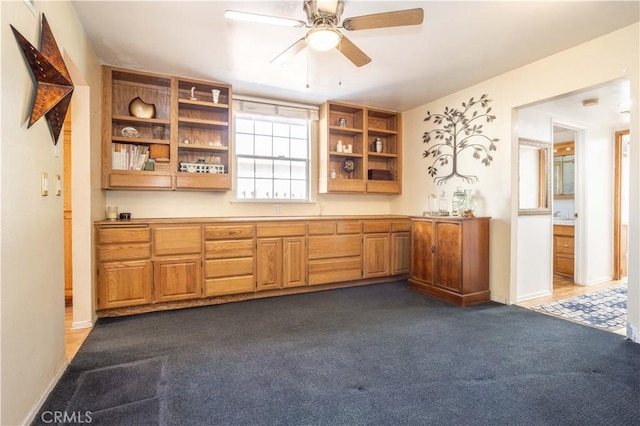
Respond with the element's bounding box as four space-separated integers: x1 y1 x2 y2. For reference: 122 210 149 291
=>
121 126 139 138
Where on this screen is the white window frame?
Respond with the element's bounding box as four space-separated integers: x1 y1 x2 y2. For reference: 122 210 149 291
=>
232 95 318 203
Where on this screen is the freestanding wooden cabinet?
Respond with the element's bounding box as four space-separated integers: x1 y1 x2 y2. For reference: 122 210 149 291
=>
409 217 490 306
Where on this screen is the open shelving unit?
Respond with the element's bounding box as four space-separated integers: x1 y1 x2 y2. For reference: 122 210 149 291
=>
101 66 232 191
319 101 402 194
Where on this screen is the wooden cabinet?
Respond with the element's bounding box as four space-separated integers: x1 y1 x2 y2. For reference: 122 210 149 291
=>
153 225 203 302
95 216 410 316
308 220 362 285
101 66 232 190
96 225 153 309
362 220 391 278
256 223 306 290
409 217 490 306
319 101 402 194
391 220 411 275
553 225 574 279
204 224 255 296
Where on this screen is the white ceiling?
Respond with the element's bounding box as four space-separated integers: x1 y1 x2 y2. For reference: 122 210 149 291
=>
70 1 640 112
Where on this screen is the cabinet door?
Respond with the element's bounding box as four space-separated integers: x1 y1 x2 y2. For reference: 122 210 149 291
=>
283 237 306 288
99 260 152 309
363 233 390 278
434 222 461 292
154 256 202 302
391 231 410 275
257 238 283 291
411 220 433 284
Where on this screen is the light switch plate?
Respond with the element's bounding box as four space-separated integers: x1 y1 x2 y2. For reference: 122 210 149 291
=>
41 172 48 196
55 174 62 196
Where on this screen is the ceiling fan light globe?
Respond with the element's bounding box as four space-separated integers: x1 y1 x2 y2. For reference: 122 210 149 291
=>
306 27 341 51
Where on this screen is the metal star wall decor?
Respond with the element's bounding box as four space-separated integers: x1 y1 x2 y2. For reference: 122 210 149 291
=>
11 14 74 145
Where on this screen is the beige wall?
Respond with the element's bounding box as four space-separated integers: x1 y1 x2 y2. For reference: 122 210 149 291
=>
0 1 101 424
396 23 639 334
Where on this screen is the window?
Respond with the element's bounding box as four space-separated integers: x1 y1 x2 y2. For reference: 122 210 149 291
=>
235 115 311 201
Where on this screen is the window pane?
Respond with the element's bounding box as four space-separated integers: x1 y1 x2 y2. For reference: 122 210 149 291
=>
237 178 255 199
255 179 273 199
273 137 290 158
290 124 307 139
291 161 307 179
237 158 255 178
273 122 289 137
255 159 273 178
273 180 291 199
255 135 272 157
235 118 254 133
274 160 290 179
235 133 254 156
255 120 272 136
291 180 307 200
290 139 307 159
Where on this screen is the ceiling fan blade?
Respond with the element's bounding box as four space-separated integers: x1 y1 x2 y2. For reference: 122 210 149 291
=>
336 36 371 67
270 38 307 65
342 8 424 31
224 10 307 28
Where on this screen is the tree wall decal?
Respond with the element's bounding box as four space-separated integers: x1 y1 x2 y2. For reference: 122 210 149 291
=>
422 94 498 184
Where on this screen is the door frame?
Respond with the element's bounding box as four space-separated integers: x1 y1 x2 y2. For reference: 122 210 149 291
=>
613 129 629 280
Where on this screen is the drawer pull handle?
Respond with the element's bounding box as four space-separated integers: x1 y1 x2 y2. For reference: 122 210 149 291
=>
563 244 569 248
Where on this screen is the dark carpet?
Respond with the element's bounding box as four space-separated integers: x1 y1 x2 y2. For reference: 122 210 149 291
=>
34 281 639 425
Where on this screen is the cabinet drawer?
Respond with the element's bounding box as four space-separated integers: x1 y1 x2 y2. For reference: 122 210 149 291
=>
391 220 411 232
554 225 575 237
308 221 336 235
256 222 306 237
205 276 255 296
308 257 362 285
109 173 172 189
206 239 254 259
363 221 391 233
556 236 574 255
154 226 202 256
97 226 150 244
556 257 574 275
205 224 254 240
98 243 151 262
308 234 361 260
205 258 254 278
337 221 361 234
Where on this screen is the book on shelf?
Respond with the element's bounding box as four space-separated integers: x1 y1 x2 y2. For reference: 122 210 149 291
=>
112 143 150 171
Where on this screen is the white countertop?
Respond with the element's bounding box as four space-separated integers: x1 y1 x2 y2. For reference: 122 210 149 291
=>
553 219 575 226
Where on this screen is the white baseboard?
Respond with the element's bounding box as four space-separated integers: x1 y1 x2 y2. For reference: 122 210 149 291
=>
627 323 640 343
22 360 68 426
515 289 552 303
71 319 93 330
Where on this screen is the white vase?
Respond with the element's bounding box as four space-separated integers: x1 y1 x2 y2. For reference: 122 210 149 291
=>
375 138 383 153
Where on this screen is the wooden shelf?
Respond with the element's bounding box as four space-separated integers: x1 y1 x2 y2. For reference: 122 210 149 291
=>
178 117 228 127
112 137 170 145
112 115 170 125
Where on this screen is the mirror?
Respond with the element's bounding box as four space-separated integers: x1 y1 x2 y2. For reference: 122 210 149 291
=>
553 141 575 198
518 138 551 215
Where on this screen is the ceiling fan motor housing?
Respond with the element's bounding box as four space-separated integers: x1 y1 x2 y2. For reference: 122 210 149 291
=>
304 0 343 27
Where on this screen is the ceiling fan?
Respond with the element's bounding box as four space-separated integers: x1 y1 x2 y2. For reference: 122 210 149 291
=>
224 0 424 67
